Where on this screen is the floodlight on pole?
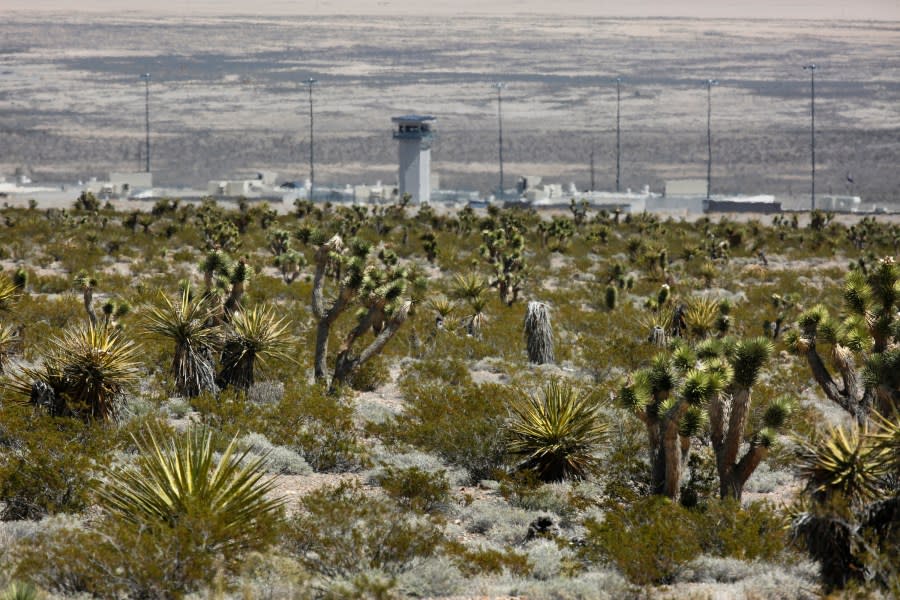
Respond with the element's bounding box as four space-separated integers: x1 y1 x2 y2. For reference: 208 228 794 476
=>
705 79 718 201
615 76 622 193
803 64 817 211
140 73 151 173
494 81 506 198
306 77 317 201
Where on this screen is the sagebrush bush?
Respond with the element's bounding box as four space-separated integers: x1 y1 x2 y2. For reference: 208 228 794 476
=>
0 405 108 521
374 466 450 514
283 481 443 579
384 381 516 482
582 496 702 585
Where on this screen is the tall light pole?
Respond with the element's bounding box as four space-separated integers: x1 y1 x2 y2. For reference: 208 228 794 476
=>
615 76 621 193
140 73 151 173
803 64 817 211
306 77 317 200
494 82 506 198
706 79 718 200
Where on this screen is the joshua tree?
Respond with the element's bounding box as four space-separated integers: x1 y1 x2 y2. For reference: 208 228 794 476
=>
144 288 220 398
199 250 253 323
5 323 139 421
420 231 438 264
508 380 608 482
619 336 792 500
480 222 526 306
452 273 489 338
786 257 899 423
307 232 417 392
524 301 554 364
217 304 295 391
74 270 98 327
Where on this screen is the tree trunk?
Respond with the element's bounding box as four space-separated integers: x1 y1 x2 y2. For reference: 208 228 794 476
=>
805 345 868 424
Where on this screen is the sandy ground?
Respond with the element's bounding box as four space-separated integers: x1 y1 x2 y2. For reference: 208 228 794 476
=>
6 0 900 20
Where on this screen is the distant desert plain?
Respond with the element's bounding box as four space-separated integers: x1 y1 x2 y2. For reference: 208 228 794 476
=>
1 2 898 204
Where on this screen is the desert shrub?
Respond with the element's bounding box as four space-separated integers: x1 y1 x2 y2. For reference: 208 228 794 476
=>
398 357 473 388
581 496 702 585
374 466 450 514
347 353 391 392
264 383 368 472
0 582 39 600
12 516 265 599
385 381 515 482
443 540 533 577
694 499 788 561
283 481 443 579
238 432 312 475
0 405 108 521
582 496 790 585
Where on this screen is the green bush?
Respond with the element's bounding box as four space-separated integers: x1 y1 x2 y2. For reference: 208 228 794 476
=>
582 496 789 585
694 499 787 561
283 481 443 579
582 496 702 585
385 382 515 482
375 466 450 514
264 383 369 472
0 405 108 521
347 353 391 392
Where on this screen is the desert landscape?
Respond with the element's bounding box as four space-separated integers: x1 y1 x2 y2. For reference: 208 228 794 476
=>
0 4 898 600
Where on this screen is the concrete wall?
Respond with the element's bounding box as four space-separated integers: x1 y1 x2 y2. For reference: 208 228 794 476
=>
398 139 430 204
665 179 706 196
645 196 705 214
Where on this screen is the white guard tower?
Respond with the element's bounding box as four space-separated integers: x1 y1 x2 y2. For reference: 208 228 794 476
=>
392 114 435 204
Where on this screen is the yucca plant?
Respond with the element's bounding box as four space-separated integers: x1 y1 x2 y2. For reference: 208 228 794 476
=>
217 304 295 390
426 295 455 330
0 273 18 312
796 425 888 505
524 301 554 364
508 380 608 482
0 322 17 374
683 296 720 339
5 324 139 420
0 582 40 600
98 426 284 561
792 423 898 591
144 288 221 398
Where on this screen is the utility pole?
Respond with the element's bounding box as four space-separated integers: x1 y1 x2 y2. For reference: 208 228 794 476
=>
494 82 506 198
306 77 317 201
140 73 151 173
615 77 621 193
803 64 817 211
706 79 718 200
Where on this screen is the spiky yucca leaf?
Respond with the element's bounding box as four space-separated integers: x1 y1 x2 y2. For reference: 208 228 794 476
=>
684 296 721 339
679 405 708 438
5 324 139 420
763 397 794 429
508 380 609 482
144 288 220 397
0 322 17 372
648 354 676 394
99 427 285 556
0 582 39 600
729 337 773 388
796 426 888 505
0 274 17 312
452 273 487 302
218 304 296 390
